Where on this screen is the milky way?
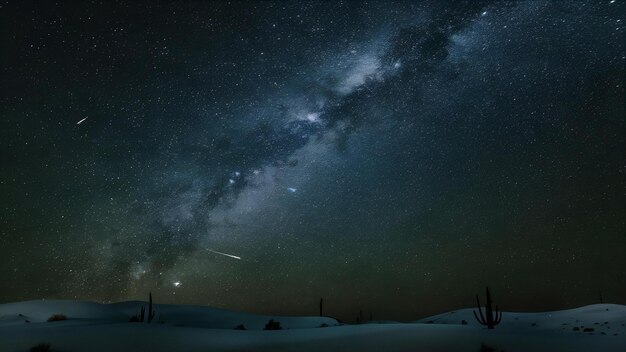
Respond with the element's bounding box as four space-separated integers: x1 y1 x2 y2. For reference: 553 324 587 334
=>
1 1 624 321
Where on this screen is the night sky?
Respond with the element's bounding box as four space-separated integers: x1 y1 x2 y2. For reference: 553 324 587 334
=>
1 1 624 322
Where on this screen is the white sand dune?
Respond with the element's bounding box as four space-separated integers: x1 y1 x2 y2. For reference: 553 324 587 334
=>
0 300 624 351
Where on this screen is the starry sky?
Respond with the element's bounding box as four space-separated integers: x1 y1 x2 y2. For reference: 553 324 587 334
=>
0 1 624 322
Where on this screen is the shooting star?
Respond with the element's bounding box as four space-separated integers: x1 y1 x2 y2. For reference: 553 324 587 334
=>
76 117 88 125
207 248 241 260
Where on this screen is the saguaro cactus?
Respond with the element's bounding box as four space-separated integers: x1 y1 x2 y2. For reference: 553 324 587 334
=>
473 287 502 329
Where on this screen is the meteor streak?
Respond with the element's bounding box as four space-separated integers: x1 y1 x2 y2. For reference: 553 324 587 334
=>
76 117 88 125
207 248 241 260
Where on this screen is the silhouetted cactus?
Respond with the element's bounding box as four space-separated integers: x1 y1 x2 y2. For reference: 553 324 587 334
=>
147 292 155 323
319 297 323 317
599 291 604 304
473 287 502 329
131 292 156 323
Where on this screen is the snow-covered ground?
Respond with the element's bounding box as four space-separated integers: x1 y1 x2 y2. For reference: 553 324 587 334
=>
0 300 624 351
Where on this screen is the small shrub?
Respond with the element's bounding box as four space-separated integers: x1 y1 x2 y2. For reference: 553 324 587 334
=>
583 328 594 332
30 342 51 352
264 319 282 330
461 320 468 325
318 323 329 328
480 343 496 352
234 324 246 330
129 315 140 322
573 327 580 331
47 314 67 322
